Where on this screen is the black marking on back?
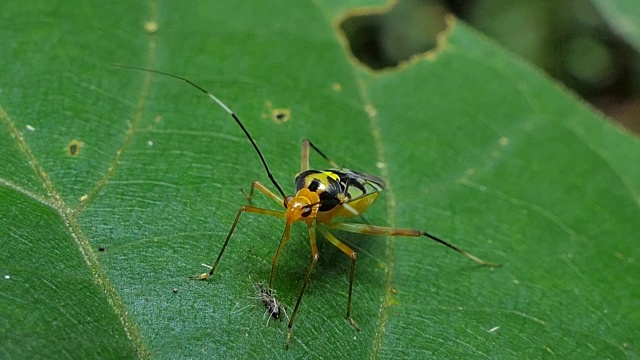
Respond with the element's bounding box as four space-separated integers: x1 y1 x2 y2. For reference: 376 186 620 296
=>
308 179 321 192
295 169 385 212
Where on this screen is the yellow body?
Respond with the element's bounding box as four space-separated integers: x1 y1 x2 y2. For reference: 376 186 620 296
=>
316 191 379 224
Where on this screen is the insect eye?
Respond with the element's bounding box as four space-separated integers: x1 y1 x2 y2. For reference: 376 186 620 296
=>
301 206 312 217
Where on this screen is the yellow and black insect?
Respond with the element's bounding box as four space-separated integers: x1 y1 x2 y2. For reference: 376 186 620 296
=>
116 64 499 348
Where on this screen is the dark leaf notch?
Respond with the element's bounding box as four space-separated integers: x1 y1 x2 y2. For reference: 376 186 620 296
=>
339 1 449 71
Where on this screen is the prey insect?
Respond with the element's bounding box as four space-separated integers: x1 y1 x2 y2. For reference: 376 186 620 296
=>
115 64 500 348
256 283 287 323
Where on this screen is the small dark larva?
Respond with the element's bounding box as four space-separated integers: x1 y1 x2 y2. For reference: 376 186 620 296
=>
256 283 284 322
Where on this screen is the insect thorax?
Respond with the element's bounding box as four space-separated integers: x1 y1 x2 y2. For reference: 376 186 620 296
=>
294 169 383 212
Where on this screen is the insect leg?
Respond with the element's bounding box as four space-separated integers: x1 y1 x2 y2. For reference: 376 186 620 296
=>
330 223 500 267
302 139 339 169
191 206 285 280
285 223 319 348
317 227 360 331
301 139 311 172
269 224 292 288
241 180 285 206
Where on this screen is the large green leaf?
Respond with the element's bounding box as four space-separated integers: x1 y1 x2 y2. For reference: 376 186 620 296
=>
2 1 639 359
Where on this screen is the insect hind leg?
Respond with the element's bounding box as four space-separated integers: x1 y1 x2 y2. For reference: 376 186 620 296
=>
330 223 500 267
317 227 360 331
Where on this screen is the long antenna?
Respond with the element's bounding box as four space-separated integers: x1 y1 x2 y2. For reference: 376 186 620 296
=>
113 64 287 199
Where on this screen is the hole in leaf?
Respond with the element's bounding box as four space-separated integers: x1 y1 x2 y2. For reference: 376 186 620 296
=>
67 139 85 156
339 0 448 70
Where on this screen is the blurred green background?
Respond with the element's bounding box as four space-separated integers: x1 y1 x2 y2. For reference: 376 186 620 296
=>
341 0 640 134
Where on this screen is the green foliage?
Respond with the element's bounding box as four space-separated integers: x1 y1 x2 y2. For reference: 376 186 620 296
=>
592 0 640 52
1 1 638 359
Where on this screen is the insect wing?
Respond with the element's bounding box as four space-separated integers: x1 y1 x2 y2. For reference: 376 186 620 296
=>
331 168 385 200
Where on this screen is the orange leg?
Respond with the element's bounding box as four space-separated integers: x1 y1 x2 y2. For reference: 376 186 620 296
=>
285 223 319 348
301 139 311 171
269 223 292 288
317 227 360 331
191 205 285 280
329 223 500 267
242 180 285 207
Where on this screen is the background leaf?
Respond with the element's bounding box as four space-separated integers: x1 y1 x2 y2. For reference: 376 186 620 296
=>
592 0 640 53
1 1 639 359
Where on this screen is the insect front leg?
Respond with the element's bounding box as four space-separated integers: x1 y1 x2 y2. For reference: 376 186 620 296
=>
330 223 500 267
285 223 319 348
241 180 285 206
191 206 285 280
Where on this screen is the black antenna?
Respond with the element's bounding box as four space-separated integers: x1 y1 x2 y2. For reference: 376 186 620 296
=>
113 64 287 199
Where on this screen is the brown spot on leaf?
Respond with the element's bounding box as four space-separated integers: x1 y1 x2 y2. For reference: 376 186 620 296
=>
67 140 85 156
144 21 158 34
271 109 291 124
